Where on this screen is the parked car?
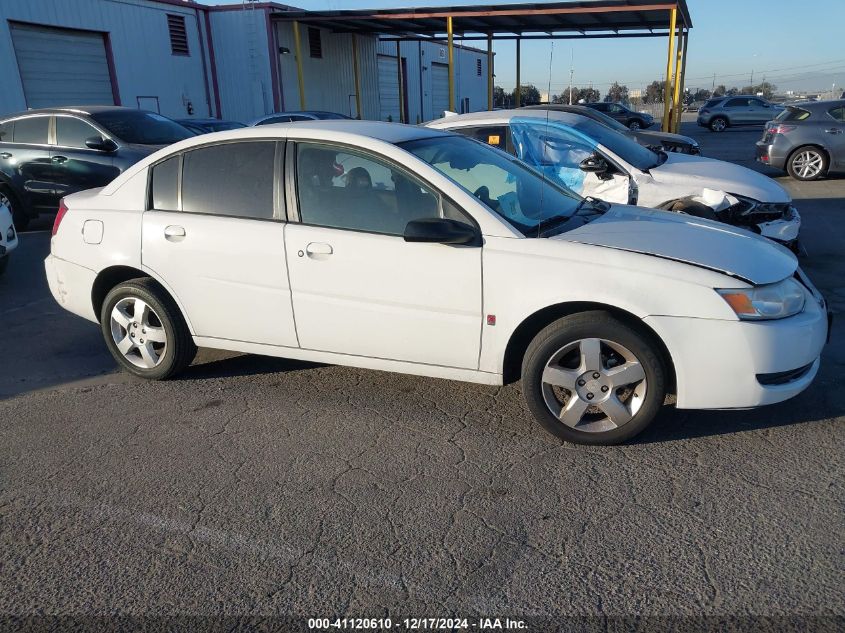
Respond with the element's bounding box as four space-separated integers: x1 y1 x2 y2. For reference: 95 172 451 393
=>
0 200 18 275
427 110 801 248
583 102 654 130
249 111 352 126
756 100 845 181
46 122 828 445
176 118 246 135
0 106 193 229
521 104 701 154
697 96 784 132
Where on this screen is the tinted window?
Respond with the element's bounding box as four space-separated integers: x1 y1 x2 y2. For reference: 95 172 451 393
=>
90 110 192 145
455 126 508 151
56 116 100 148
181 142 275 219
827 107 845 122
724 98 749 108
589 103 608 112
296 143 452 235
12 116 49 144
0 121 12 142
704 98 723 108
776 107 811 122
150 155 180 211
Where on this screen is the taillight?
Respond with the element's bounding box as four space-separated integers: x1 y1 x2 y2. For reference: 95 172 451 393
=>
52 199 68 236
770 124 796 136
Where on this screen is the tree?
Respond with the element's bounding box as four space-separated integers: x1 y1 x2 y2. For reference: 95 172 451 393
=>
604 82 629 103
725 86 740 96
513 84 541 106
693 88 711 101
493 85 507 107
644 80 664 104
740 81 777 99
579 87 600 103
713 84 727 97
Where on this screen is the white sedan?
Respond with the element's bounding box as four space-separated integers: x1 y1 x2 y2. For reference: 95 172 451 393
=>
0 201 18 275
426 110 801 249
45 122 828 445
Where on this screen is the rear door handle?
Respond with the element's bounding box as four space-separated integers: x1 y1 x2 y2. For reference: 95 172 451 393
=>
164 225 186 241
305 242 333 258
51 155 68 164
0 152 11 159
826 128 843 134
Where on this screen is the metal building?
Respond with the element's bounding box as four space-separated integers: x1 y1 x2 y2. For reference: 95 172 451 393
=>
0 0 490 124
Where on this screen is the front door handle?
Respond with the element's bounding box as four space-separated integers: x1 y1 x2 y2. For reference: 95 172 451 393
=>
0 152 11 159
825 128 843 134
164 225 186 241
305 242 333 258
51 155 68 164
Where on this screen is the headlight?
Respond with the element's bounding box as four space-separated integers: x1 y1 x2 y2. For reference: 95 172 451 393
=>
717 278 805 320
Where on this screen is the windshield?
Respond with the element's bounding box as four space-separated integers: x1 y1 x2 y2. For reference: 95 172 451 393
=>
562 117 661 170
90 110 194 145
399 135 583 236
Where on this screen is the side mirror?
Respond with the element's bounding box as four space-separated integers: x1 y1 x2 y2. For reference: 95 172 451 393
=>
85 136 117 152
403 218 478 246
579 154 608 174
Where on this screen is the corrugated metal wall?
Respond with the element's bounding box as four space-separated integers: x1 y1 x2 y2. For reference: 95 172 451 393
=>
377 39 490 123
208 7 274 123
271 22 380 120
0 0 212 118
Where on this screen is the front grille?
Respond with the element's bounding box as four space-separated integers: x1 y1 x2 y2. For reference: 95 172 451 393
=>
757 362 814 386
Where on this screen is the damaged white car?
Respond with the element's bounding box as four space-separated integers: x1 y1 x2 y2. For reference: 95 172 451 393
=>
426 110 801 250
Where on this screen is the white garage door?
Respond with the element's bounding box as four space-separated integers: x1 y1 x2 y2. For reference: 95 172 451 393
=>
431 62 450 120
10 23 115 109
377 55 401 123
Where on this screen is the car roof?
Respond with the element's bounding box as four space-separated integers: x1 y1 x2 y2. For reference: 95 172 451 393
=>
789 99 845 110
425 108 588 129
0 105 163 122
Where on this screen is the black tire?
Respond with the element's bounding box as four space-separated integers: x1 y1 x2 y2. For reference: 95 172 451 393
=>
0 186 29 231
0 255 8 276
786 145 828 181
628 119 643 130
521 311 666 445
100 277 196 380
709 116 728 132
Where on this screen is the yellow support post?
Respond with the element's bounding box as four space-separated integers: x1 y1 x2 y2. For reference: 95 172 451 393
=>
487 34 493 111
447 16 455 113
661 7 677 132
674 29 689 133
396 41 405 123
352 35 362 119
671 26 684 134
515 38 521 107
292 21 306 110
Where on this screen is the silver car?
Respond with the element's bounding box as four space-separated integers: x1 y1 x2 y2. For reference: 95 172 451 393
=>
697 95 783 132
756 100 845 181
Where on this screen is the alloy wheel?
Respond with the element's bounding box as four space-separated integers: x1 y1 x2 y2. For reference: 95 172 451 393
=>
109 297 168 369
711 118 726 132
792 150 824 179
541 337 647 433
629 120 641 130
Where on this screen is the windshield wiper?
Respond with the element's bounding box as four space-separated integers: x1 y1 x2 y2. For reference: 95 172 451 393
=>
574 196 610 214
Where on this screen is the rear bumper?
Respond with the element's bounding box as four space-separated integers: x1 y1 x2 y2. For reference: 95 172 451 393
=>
645 286 828 409
44 254 98 323
755 139 789 170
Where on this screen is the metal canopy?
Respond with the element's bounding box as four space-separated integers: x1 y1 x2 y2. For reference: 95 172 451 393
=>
269 1 692 39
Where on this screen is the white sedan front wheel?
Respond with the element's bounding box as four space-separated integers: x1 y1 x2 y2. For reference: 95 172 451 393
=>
522 312 666 445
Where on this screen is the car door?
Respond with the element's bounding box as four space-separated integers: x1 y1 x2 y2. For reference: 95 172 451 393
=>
826 106 845 167
722 97 750 124
284 141 482 368
0 115 56 211
141 140 298 347
747 98 772 124
52 115 121 198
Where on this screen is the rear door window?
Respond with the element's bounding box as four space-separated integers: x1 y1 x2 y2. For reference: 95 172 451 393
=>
12 116 50 144
180 141 276 219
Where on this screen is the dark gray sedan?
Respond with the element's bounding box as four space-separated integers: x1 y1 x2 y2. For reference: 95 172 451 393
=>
756 100 845 181
521 104 701 154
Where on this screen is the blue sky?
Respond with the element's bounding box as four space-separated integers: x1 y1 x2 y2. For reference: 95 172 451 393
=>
202 0 845 96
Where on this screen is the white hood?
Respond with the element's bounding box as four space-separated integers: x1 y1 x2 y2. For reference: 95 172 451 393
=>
552 205 797 285
640 152 790 205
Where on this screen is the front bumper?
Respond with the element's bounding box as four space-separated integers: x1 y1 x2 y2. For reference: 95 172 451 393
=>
645 280 828 410
45 254 98 323
755 206 801 244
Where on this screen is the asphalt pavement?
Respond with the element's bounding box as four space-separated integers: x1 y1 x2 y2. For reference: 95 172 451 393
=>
0 121 843 629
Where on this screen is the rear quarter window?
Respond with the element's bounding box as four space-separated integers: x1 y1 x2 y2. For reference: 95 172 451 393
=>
150 155 180 211
0 120 12 142
776 107 811 122
827 107 845 122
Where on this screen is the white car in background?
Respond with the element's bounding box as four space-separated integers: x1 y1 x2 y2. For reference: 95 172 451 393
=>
426 110 802 249
0 201 18 275
45 122 828 445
